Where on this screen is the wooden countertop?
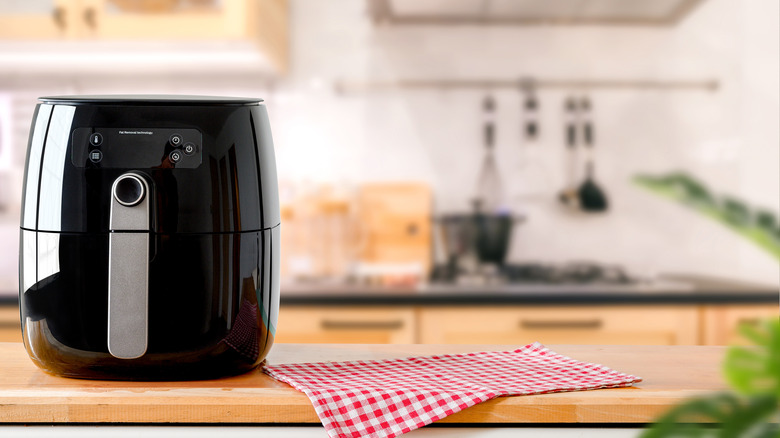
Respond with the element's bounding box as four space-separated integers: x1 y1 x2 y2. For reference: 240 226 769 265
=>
0 343 726 424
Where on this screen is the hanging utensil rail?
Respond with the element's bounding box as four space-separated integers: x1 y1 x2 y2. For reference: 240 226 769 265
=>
334 78 718 94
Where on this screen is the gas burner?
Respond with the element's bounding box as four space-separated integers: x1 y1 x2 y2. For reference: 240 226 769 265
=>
431 260 642 285
500 262 637 285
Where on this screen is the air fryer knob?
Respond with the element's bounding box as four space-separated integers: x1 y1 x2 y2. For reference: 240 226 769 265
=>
113 174 146 206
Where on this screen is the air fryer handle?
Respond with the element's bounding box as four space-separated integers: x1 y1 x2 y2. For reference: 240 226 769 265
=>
108 173 151 359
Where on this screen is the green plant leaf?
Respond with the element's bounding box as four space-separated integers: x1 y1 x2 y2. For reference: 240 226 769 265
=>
632 172 780 260
738 323 771 347
724 320 780 397
640 393 779 438
640 393 746 437
719 394 778 437
643 319 780 437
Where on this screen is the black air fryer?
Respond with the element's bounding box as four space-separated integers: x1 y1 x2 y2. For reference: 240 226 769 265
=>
18 95 280 380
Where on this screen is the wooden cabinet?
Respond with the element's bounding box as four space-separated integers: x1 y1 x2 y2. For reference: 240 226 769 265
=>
0 1 69 39
275 307 417 344
0 0 288 72
419 306 699 346
0 305 20 343
0 302 774 346
701 304 778 345
266 304 776 346
87 0 287 71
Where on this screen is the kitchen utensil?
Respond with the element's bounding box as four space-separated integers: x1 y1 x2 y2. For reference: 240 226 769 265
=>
577 98 608 211
358 183 432 274
434 211 524 279
435 213 480 279
522 84 539 142
512 83 554 203
475 212 518 265
19 95 280 380
558 97 579 207
475 95 505 213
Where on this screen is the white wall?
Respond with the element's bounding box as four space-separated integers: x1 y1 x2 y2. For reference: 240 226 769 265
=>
268 0 779 284
0 0 777 286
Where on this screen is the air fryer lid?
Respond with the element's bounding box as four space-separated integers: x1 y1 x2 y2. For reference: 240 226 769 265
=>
23 96 279 234
39 95 263 105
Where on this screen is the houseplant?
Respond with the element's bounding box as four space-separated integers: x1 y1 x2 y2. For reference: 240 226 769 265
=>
635 171 779 437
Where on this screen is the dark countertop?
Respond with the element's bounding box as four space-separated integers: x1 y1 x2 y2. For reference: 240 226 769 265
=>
279 274 779 306
1 274 777 307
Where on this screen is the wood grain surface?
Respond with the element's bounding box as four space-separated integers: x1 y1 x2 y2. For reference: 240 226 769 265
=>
0 343 726 424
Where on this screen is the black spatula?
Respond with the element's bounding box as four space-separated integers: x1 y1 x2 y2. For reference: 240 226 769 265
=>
579 162 608 211
578 99 608 212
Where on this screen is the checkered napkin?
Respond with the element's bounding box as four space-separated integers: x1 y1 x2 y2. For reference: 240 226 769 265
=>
263 343 641 438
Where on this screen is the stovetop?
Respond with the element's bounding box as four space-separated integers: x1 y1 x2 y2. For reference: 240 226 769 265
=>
429 261 686 288
499 262 637 285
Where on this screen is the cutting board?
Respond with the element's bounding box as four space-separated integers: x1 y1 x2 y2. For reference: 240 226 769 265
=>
357 183 432 273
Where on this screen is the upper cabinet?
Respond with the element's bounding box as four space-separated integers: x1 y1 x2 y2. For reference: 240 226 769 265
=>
0 0 288 75
0 0 66 38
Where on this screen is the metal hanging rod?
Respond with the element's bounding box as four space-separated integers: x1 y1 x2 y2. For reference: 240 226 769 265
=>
334 78 719 93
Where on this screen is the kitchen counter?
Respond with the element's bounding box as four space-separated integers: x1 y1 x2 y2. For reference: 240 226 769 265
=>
1 274 776 307
0 342 725 425
280 274 778 306
2 276 775 346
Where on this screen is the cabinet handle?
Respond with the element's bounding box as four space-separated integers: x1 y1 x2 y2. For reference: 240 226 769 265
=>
84 7 96 29
737 318 761 326
321 320 404 330
520 319 602 330
52 6 66 30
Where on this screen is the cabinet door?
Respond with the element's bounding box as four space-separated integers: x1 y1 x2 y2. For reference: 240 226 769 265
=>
701 305 779 346
419 306 699 346
0 0 73 39
0 306 21 343
78 0 287 71
81 0 246 40
276 307 416 344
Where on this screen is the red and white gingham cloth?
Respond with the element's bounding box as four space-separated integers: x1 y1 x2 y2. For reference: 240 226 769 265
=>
264 343 642 438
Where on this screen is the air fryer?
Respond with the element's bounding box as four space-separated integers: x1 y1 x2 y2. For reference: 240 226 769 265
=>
18 95 280 380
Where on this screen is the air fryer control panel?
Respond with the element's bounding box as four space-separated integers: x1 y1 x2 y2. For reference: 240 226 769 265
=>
71 128 202 169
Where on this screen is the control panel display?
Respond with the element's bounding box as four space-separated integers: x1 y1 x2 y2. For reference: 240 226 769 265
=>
71 128 203 169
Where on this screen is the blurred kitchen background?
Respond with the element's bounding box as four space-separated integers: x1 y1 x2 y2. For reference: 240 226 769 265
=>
0 0 777 346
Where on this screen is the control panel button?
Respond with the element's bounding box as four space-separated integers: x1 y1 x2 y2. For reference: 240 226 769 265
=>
89 133 103 146
169 134 183 146
183 142 196 156
89 149 103 163
169 150 182 163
